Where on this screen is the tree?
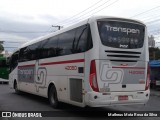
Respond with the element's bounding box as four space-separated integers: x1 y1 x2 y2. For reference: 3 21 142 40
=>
0 43 4 53
149 47 160 60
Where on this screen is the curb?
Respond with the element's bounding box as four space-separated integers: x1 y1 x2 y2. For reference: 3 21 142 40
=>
150 93 160 97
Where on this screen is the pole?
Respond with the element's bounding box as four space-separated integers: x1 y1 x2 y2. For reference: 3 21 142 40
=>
51 25 62 30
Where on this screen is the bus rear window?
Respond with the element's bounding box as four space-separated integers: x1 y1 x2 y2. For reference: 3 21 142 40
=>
97 21 145 49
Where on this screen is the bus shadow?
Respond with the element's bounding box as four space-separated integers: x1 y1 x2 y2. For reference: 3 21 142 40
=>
57 104 124 118
12 91 128 118
12 91 49 106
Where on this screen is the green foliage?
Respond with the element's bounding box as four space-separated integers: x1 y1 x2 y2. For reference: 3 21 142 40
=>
149 47 160 60
0 44 4 52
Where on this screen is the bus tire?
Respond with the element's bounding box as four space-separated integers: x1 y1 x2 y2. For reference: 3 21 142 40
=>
48 85 59 108
14 81 20 94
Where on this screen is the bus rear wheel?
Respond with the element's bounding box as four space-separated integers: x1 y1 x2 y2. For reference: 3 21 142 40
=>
48 85 59 108
14 81 20 94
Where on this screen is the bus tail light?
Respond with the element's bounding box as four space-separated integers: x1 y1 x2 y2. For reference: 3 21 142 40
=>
90 60 99 92
145 63 150 90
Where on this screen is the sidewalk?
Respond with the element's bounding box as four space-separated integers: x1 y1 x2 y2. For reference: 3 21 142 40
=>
0 78 9 84
150 89 160 97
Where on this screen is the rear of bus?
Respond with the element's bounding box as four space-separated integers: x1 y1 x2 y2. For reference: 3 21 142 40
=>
0 56 9 80
86 17 149 107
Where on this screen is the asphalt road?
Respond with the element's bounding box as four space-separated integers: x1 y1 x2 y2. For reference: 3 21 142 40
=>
0 84 160 120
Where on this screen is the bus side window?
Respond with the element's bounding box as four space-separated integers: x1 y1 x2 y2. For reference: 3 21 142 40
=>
19 42 41 61
28 42 41 60
73 24 92 53
58 30 75 56
74 25 87 53
19 47 28 62
39 37 58 59
10 51 19 72
38 39 48 59
86 25 93 51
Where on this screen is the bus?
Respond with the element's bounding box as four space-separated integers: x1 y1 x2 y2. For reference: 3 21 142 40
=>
9 16 150 108
0 55 9 80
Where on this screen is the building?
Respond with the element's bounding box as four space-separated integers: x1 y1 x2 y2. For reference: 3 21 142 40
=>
148 35 155 47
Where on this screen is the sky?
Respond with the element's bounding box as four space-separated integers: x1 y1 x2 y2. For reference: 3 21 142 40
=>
0 0 160 52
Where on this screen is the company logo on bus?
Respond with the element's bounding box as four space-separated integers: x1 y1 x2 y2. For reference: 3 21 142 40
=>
120 64 128 66
105 25 140 35
119 44 128 48
65 66 77 70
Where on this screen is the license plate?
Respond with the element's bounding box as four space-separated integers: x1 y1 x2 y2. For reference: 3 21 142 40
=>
118 95 128 101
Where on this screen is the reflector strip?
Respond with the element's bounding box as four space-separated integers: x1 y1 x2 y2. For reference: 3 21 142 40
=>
40 59 84 66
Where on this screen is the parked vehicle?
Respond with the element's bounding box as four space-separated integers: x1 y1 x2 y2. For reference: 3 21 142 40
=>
0 55 9 80
149 60 160 89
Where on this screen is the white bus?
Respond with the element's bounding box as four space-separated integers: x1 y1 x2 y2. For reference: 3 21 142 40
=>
9 16 150 108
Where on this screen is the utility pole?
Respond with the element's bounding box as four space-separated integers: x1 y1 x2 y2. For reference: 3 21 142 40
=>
51 25 63 31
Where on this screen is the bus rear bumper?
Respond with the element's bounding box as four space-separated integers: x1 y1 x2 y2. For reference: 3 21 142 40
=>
85 90 150 107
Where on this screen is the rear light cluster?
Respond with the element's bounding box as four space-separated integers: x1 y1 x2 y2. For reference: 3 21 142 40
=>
145 63 150 90
89 60 99 92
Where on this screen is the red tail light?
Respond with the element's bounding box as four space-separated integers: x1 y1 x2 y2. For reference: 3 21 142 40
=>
90 60 99 92
145 63 150 90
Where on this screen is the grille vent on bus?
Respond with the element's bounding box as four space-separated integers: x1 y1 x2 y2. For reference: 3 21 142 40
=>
107 55 139 58
105 50 141 62
70 78 82 103
110 60 137 62
105 50 141 54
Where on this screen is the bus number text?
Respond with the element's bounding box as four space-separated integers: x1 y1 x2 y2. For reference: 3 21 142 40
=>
65 66 77 70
